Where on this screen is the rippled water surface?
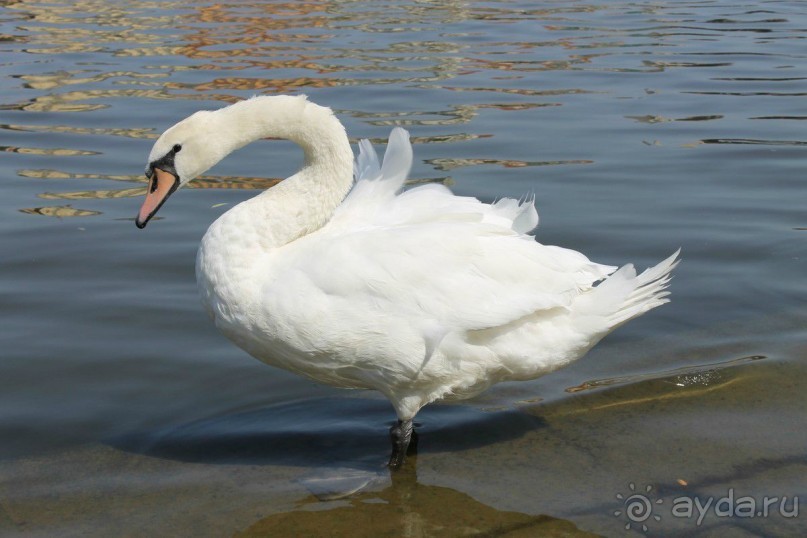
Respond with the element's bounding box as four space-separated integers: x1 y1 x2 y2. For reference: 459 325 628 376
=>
1 1 806 536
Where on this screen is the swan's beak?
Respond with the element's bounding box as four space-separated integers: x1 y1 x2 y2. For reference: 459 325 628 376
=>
136 167 179 229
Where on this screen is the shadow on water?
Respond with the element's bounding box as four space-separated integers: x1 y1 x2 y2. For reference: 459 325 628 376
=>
109 396 547 470
105 398 606 536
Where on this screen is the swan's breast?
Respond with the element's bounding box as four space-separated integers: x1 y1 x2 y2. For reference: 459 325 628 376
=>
196 214 260 328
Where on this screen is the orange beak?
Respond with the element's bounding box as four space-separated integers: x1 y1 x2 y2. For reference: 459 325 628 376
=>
136 167 178 229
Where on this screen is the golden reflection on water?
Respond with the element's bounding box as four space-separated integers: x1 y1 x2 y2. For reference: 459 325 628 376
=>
7 0 753 222
19 169 142 181
2 0 598 108
2 123 158 140
21 169 280 187
19 205 102 218
21 172 450 216
35 178 283 201
17 71 166 91
38 188 147 201
3 0 606 222
427 158 592 172
5 0 605 220
422 85 592 97
4 89 237 113
2 146 98 156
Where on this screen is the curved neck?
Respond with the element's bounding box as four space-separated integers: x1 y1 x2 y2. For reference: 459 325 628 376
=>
194 96 353 328
205 96 355 249
213 95 353 170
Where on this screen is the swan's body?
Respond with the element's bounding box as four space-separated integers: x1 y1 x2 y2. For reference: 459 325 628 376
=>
137 95 678 467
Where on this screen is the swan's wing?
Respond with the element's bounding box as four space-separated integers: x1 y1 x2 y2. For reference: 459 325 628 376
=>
281 221 613 335
270 128 614 336
352 126 411 185
332 128 539 234
333 127 413 226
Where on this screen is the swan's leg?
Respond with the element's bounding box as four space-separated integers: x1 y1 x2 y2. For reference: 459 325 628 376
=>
388 419 416 469
408 428 419 454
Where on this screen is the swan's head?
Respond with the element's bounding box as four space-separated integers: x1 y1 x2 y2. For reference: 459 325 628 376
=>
136 109 224 228
136 94 344 228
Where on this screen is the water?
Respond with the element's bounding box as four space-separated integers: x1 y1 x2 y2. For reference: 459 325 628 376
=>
1 1 805 536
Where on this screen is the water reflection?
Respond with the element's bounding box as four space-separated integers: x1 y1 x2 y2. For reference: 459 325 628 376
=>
626 114 724 124
356 102 556 127
701 138 807 146
1 145 98 156
240 464 599 538
427 158 592 172
423 85 591 97
38 188 145 201
10 0 763 219
15 70 166 90
21 173 449 216
1 89 235 112
1 123 158 139
19 205 101 217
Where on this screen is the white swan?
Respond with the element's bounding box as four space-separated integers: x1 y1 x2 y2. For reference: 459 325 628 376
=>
136 95 679 468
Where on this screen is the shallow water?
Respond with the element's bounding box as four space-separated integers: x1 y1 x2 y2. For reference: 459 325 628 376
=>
1 1 805 536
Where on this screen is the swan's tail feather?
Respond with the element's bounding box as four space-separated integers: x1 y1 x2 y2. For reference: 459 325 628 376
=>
575 249 680 331
608 249 680 328
491 195 539 233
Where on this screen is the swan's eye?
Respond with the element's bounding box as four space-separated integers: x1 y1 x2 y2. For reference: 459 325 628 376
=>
173 144 182 153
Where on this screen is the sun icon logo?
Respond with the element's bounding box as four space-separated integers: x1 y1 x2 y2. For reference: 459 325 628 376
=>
614 482 663 532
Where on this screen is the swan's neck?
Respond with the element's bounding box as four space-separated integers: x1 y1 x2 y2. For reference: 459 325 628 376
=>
203 96 354 249
196 97 354 324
